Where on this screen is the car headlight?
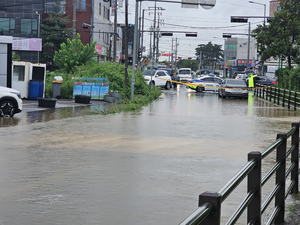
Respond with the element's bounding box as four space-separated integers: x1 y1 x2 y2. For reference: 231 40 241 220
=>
11 92 21 99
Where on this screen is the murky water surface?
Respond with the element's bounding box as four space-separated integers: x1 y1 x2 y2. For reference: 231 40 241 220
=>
0 87 299 225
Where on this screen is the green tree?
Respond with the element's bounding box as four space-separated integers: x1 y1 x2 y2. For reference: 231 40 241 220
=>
41 12 72 70
195 41 223 71
176 59 199 71
252 0 300 68
12 51 20 61
54 33 98 73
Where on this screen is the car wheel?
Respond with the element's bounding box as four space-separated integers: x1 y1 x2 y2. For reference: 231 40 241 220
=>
0 100 16 117
165 81 171 90
196 86 204 93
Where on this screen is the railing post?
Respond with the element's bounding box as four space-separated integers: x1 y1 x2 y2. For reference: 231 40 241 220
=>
269 86 272 102
275 132 287 225
259 86 262 98
274 88 277 104
288 90 291 110
247 151 262 225
277 88 280 105
282 89 285 107
291 122 299 194
198 192 221 225
294 92 297 111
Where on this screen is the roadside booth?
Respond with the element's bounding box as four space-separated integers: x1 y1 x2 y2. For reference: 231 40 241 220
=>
11 61 46 99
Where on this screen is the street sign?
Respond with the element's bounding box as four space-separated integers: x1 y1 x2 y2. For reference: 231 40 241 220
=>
247 64 252 68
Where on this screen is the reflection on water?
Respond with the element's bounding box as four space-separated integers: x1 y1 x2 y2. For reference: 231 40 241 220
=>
0 87 300 225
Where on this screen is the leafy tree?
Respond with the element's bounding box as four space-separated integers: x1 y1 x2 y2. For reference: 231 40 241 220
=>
54 33 98 73
252 0 300 68
41 12 72 70
176 59 199 71
195 41 223 71
12 51 20 61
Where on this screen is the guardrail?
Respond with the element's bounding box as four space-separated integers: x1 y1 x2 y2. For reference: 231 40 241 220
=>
254 84 300 111
180 122 299 225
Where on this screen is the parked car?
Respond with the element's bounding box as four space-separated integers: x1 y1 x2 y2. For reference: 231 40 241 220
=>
0 86 23 117
178 68 192 81
235 74 248 81
233 71 244 79
157 68 180 88
142 69 172 89
186 75 223 93
218 78 248 99
246 75 277 86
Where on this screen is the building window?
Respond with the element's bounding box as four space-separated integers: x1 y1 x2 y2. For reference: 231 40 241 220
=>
0 18 15 33
76 0 86 10
44 1 66 13
103 6 106 18
107 9 110 20
225 44 237 50
277 6 281 11
99 3 101 15
21 19 38 35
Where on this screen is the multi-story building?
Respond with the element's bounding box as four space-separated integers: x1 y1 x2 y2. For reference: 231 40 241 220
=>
0 0 122 63
224 37 257 77
0 0 43 62
269 0 281 16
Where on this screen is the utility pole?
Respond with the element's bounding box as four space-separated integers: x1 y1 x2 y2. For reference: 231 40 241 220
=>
199 50 202 72
171 38 174 70
124 0 129 87
153 1 156 64
174 38 178 70
113 0 117 62
73 0 76 39
91 0 94 44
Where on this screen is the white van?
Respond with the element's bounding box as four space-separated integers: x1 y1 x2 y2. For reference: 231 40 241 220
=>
178 68 192 81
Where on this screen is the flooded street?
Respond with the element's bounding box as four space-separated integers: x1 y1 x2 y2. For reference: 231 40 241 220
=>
0 86 299 225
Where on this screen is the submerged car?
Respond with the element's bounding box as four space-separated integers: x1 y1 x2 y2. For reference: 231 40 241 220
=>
0 86 23 117
142 69 172 89
246 75 277 86
186 75 223 93
218 78 248 99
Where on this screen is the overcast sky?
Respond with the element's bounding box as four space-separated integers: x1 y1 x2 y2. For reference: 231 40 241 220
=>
114 0 271 60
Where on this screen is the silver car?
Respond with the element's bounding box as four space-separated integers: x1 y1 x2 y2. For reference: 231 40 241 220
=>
218 78 248 99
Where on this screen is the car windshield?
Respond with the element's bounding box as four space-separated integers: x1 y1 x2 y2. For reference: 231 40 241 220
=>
179 70 190 74
142 70 155 76
227 79 246 85
158 69 171 75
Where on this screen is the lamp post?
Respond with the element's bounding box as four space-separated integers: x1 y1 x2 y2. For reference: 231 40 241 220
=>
36 11 40 63
249 1 266 25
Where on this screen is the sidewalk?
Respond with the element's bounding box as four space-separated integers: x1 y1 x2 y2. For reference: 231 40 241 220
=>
22 99 110 113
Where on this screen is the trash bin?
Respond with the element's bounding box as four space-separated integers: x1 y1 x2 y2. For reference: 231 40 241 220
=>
28 80 39 100
38 81 44 98
52 76 63 99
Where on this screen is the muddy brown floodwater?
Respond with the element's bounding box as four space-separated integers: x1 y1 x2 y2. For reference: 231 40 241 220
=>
0 87 299 225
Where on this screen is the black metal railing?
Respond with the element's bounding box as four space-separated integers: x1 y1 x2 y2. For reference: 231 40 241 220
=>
180 122 299 225
254 84 300 111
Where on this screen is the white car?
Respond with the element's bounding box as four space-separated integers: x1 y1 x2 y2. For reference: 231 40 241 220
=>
178 68 192 81
0 86 23 117
142 70 173 89
186 75 223 93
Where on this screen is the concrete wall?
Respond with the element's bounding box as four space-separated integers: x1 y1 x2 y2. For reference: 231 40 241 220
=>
0 36 13 88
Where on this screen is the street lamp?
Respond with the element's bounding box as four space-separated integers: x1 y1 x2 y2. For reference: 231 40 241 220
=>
36 11 40 63
249 1 266 25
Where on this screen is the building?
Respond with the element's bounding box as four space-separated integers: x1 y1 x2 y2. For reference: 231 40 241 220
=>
0 0 122 63
0 0 43 63
224 37 257 77
269 0 281 16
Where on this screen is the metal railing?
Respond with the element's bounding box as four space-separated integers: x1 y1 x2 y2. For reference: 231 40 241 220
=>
254 84 300 111
180 122 300 225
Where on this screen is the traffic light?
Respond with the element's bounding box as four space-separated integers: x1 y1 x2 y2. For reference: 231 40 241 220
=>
257 43 262 55
231 17 248 23
161 33 173 36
